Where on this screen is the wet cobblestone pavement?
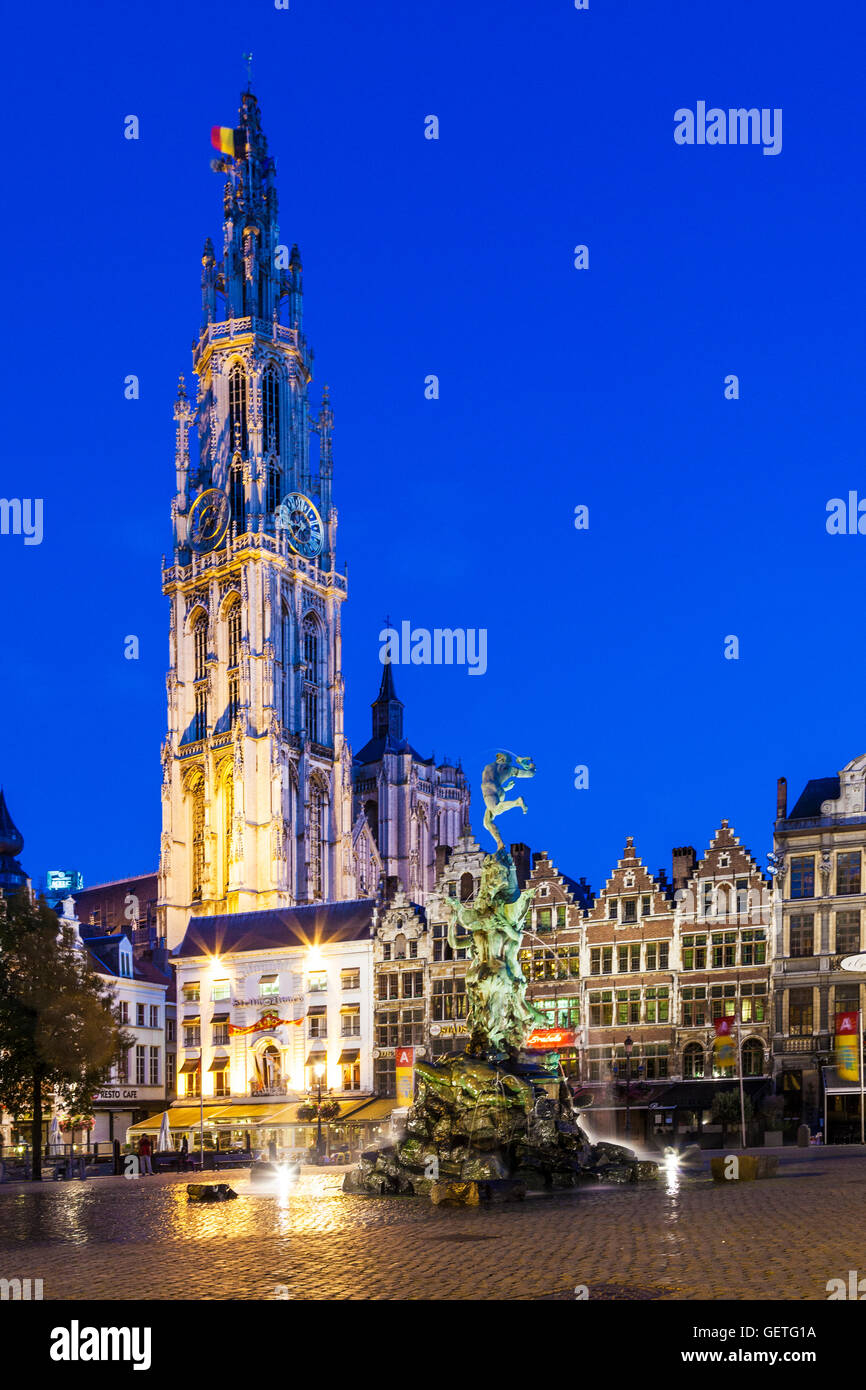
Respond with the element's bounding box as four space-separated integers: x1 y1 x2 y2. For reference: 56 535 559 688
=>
1 1151 865 1300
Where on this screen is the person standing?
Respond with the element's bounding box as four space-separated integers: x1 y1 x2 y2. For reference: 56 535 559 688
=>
138 1133 153 1176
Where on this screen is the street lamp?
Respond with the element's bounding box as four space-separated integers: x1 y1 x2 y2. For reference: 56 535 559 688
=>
624 1036 634 1137
314 1062 326 1162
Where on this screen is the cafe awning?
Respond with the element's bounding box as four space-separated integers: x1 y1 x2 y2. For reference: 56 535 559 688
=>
211 1012 229 1024
305 1052 327 1066
338 1049 360 1063
127 1106 224 1133
208 1055 230 1071
342 1098 399 1124
179 1059 201 1075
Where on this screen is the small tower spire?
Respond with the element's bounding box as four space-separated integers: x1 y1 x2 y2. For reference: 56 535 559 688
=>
371 656 404 744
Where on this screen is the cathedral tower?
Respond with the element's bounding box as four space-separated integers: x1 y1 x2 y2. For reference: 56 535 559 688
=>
160 89 355 949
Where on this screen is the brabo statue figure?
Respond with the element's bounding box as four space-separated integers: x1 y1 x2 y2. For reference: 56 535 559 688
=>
448 752 542 1056
447 847 542 1055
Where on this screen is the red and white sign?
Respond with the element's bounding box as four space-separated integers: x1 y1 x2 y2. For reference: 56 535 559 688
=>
526 1028 576 1050
836 1011 859 1035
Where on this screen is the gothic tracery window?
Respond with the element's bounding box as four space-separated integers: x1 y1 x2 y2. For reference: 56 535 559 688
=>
229 362 248 453
281 606 291 724
191 780 205 902
309 782 325 900
303 613 321 743
230 461 245 528
263 367 280 457
222 768 233 898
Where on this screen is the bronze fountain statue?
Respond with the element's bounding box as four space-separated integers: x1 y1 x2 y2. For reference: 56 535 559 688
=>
345 753 660 1202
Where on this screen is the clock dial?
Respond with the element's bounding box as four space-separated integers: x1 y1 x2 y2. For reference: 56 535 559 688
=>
277 492 324 558
188 488 230 553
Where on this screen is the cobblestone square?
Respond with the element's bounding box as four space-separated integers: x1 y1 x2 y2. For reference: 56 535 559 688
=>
1 1148 864 1301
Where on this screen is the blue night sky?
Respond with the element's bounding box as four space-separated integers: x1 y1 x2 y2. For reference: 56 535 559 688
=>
4 0 864 895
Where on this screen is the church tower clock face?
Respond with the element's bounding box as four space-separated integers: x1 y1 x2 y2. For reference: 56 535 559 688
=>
277 492 324 557
188 488 230 552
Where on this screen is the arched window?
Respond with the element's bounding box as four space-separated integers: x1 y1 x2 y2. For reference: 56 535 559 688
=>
460 872 474 902
229 362 247 453
222 769 233 897
193 614 208 681
230 461 245 528
364 799 379 847
227 601 241 669
683 1043 704 1079
263 367 280 456
303 614 321 742
742 1040 764 1077
309 782 324 900
281 606 291 724
266 463 281 516
191 780 205 902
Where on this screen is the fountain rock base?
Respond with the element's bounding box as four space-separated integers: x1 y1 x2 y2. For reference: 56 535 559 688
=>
343 1053 660 1199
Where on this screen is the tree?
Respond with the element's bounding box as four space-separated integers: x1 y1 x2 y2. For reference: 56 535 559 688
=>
0 892 133 1180
711 1088 753 1145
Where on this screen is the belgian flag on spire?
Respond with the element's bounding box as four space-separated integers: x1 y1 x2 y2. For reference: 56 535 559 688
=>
211 126 245 159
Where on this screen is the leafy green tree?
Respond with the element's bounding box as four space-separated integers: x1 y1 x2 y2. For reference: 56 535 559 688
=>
711 1088 753 1145
0 892 133 1179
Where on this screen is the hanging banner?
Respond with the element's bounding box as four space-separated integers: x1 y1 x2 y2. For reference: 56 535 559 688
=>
835 1011 860 1081
228 1013 303 1036
713 1017 736 1073
395 1046 415 1106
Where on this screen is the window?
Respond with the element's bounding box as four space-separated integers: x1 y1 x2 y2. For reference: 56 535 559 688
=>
622 899 637 924
303 616 321 743
213 1067 229 1098
227 602 241 670
259 975 279 998
402 971 423 999
135 1046 146 1085
149 1005 159 1028
342 1060 361 1092
191 782 205 900
641 895 651 917
643 1044 669 1079
228 672 239 726
589 990 613 1027
432 921 467 963
556 904 567 927
702 882 714 915
535 996 580 1028
681 986 707 1027
790 856 815 899
741 1040 763 1077
183 1024 201 1048
537 907 552 931
736 879 749 914
308 970 327 993
616 989 641 1025
382 942 392 962
341 968 360 990
740 984 767 1024
136 1003 145 1027
431 977 467 1021
834 983 860 1016
682 935 707 970
789 914 814 957
374 1057 395 1097
400 1007 424 1045
645 987 669 1023
230 463 244 527
608 899 618 920
409 939 419 959
186 1065 201 1099
376 1010 399 1048
711 932 737 968
709 984 736 1022
119 1001 129 1025
741 929 767 966
309 783 324 899
182 983 200 1004
167 1052 176 1093
788 988 813 1036
378 974 399 1002
212 1021 229 1046
166 1019 175 1044
836 911 861 955
263 367 281 457
308 1008 327 1039
193 615 208 682
341 1005 361 1037
149 1047 160 1086
229 362 248 452
683 1043 704 1079
837 852 862 897
212 980 230 1002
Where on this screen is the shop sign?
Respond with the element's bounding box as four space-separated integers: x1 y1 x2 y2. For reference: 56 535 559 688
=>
231 994 302 1007
526 1028 575 1050
429 1023 468 1037
93 1088 140 1102
395 1047 415 1106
